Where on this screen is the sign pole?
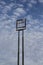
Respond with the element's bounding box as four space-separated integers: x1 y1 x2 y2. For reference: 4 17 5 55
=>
22 30 24 65
17 31 20 65
16 18 26 65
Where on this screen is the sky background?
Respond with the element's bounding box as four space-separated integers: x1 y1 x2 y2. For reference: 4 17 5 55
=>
0 0 43 65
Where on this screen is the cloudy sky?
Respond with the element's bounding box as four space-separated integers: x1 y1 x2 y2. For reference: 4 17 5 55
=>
0 0 43 65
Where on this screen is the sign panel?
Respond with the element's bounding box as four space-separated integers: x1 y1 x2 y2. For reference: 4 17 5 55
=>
16 19 26 31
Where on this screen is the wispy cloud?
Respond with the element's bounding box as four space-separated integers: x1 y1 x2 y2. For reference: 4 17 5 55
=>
0 0 43 65
39 0 43 3
25 31 43 65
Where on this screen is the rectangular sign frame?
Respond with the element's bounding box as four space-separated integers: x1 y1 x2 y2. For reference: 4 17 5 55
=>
16 19 26 31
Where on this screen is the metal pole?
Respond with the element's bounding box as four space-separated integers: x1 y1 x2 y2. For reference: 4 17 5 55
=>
17 31 20 65
22 30 24 65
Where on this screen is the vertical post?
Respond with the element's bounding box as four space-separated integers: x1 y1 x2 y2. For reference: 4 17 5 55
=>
17 31 20 65
22 30 24 65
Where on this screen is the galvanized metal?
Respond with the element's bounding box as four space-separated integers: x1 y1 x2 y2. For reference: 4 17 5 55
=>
22 30 24 65
17 31 20 65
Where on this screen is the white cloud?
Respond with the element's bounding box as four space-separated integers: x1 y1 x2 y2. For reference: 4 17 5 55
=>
0 1 6 5
15 8 26 15
2 5 11 14
19 0 27 3
28 3 33 8
24 31 43 65
13 7 26 18
0 27 43 65
17 4 24 8
40 15 43 18
39 0 43 3
30 0 37 4
0 0 43 65
1 2 14 14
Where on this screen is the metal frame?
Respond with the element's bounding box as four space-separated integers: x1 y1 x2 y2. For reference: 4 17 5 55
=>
16 19 26 31
16 18 26 65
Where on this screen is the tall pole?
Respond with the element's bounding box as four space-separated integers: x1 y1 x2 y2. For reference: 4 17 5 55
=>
22 30 24 65
16 18 26 65
17 31 20 65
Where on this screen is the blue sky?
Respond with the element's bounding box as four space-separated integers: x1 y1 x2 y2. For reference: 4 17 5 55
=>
0 0 43 65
